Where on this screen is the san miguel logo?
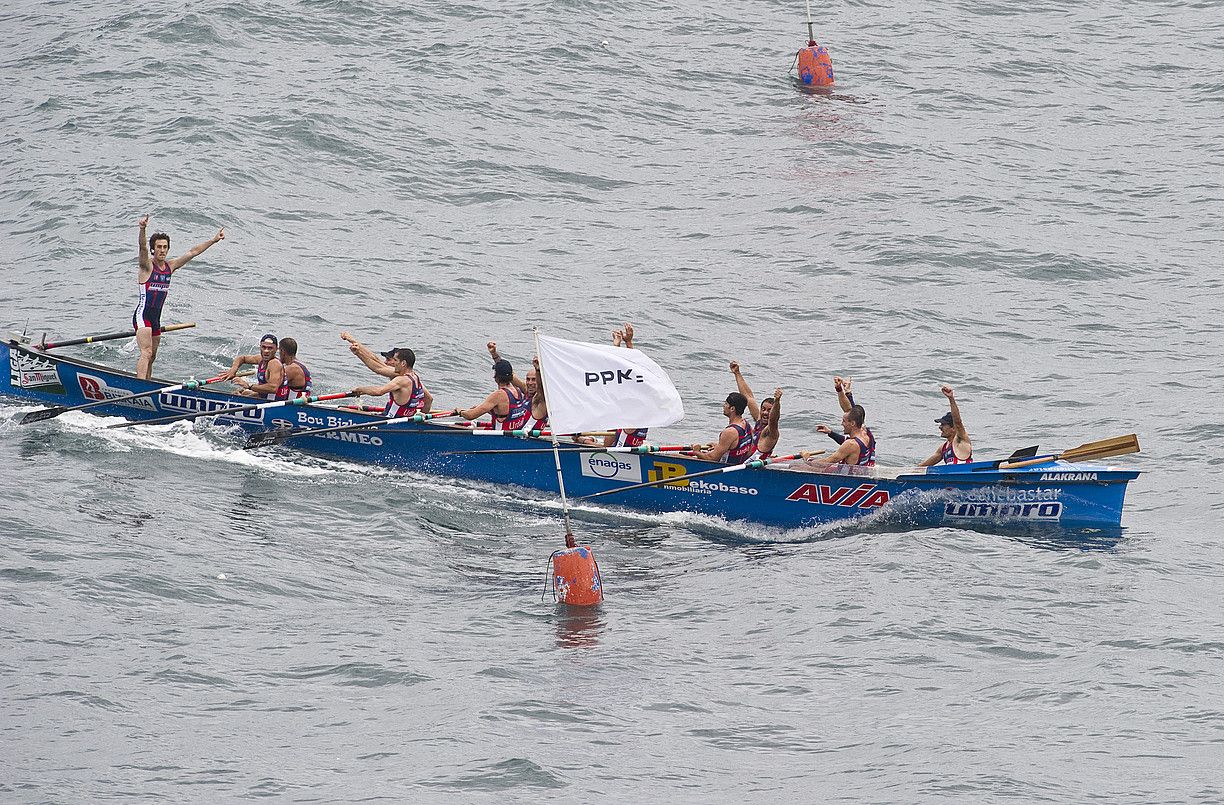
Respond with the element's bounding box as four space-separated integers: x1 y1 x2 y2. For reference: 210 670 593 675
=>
786 482 890 509
9 351 65 394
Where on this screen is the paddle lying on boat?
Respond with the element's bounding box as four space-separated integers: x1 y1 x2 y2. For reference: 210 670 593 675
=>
442 443 695 456
37 322 196 351
244 409 460 449
993 433 1139 470
13 370 250 425
576 451 824 501
107 391 357 429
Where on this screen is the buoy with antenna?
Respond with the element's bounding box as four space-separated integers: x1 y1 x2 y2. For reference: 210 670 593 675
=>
535 327 604 608
795 0 835 87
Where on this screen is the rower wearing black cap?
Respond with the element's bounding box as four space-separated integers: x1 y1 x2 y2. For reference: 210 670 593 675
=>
919 385 972 466
351 347 431 417
454 350 532 431
221 333 283 399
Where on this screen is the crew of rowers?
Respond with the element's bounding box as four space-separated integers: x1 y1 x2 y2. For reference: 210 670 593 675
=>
217 324 973 469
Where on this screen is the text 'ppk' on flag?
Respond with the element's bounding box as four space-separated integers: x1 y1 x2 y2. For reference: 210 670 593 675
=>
536 334 685 435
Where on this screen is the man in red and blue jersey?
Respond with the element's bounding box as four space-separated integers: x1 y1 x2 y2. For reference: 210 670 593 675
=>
221 333 283 399
729 361 782 459
919 385 973 466
809 404 876 468
455 357 531 431
348 346 432 418
486 341 547 430
690 392 757 464
134 214 224 379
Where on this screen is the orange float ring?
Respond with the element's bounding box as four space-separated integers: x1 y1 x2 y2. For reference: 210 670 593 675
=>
551 545 603 606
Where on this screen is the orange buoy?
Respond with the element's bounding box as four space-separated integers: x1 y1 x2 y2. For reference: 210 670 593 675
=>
551 545 603 607
797 42 835 87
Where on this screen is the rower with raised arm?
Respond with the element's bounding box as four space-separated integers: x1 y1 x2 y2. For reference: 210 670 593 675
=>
351 347 432 417
134 214 224 379
598 323 651 448
222 333 283 399
689 392 756 464
341 331 404 378
729 361 782 459
488 341 548 431
455 347 531 431
809 404 876 468
817 375 859 446
919 385 972 466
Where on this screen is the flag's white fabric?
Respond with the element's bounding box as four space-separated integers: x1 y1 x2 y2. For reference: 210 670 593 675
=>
536 334 684 435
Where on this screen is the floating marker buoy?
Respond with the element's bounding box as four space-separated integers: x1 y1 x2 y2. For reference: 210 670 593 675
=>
550 544 603 607
797 41 835 87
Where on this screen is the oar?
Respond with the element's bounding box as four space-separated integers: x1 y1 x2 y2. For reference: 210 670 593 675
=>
576 451 824 501
442 442 690 456
14 370 251 425
36 322 196 351
107 391 357 429
244 409 460 449
996 434 1139 470
967 444 1042 471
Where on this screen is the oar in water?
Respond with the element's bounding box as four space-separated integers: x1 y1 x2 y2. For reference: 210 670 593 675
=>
995 434 1139 470
576 451 824 501
107 391 357 429
14 370 250 425
36 322 196 351
244 409 460 450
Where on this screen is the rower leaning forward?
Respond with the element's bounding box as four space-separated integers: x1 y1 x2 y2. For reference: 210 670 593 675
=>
134 215 224 379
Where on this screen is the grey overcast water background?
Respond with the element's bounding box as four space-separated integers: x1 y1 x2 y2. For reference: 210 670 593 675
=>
2 0 1223 801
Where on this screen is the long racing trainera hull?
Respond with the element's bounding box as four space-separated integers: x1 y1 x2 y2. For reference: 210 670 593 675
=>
3 340 1139 531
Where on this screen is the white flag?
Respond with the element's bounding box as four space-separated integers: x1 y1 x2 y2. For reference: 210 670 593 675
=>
536 334 685 435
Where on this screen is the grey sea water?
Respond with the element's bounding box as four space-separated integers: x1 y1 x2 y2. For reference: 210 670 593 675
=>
2 0 1222 801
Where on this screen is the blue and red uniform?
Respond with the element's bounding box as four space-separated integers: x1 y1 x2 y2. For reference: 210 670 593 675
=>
383 372 426 418
254 358 278 400
848 428 877 467
613 428 649 448
133 260 172 334
940 439 971 464
490 386 531 431
275 360 312 401
723 422 757 465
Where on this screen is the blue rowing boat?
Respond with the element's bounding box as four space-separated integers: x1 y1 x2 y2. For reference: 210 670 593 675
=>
2 339 1141 531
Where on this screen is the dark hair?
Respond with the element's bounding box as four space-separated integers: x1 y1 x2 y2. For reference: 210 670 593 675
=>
847 404 866 428
726 392 748 416
393 347 416 367
279 337 298 358
148 232 170 251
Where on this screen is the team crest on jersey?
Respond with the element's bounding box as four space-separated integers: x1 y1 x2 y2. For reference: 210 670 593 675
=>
10 351 65 394
77 374 156 411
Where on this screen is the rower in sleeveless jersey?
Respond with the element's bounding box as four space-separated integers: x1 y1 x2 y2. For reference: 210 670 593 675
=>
808 403 876 468
689 392 757 465
455 357 531 431
729 361 782 460
222 333 283 399
351 347 432 417
919 384 972 466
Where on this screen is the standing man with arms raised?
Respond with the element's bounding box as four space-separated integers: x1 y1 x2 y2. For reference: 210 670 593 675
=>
134 215 224 379
919 385 973 466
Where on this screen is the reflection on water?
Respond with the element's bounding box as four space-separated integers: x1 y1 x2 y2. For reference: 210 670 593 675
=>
554 604 604 650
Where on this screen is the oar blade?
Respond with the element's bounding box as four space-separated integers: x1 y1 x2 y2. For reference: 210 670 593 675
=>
14 406 67 425
1061 433 1140 463
244 428 296 450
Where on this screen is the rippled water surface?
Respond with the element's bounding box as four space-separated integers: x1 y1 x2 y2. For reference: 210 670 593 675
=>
2 0 1222 801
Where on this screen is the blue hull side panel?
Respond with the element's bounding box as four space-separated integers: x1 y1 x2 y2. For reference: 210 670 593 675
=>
3 341 1137 530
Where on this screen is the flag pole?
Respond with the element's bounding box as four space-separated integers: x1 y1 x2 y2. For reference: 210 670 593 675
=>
534 327 576 547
